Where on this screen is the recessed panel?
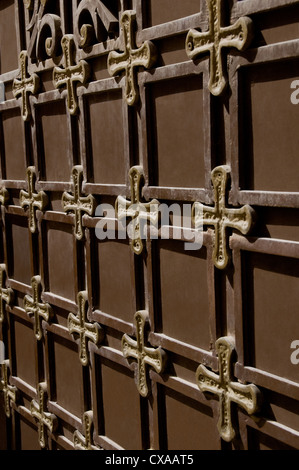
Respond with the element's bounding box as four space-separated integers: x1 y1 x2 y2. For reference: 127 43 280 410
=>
164 387 219 450
243 252 299 383
149 76 205 188
7 215 32 285
19 416 40 451
2 108 25 181
146 0 200 26
0 0 18 74
240 61 299 192
101 359 142 449
88 90 125 185
14 318 36 387
47 222 76 301
157 240 210 349
39 101 71 182
54 336 83 418
96 240 134 322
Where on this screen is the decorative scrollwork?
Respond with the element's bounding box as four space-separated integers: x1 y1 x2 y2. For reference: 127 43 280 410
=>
74 0 119 48
24 0 62 61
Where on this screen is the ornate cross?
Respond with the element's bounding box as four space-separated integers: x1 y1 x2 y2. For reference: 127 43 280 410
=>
107 10 157 106
67 291 102 366
186 0 253 95
62 166 95 241
30 382 57 448
192 166 253 270
53 35 90 115
0 360 17 418
0 264 13 323
122 311 166 397
13 51 40 121
24 276 52 341
20 167 48 234
196 336 261 442
74 411 98 450
116 166 159 255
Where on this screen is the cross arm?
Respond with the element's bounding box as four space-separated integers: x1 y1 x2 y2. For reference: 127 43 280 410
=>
196 364 222 397
220 17 253 51
224 205 254 234
229 380 261 415
122 334 138 360
186 29 213 60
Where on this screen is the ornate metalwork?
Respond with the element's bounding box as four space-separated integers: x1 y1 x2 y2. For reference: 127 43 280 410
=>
67 291 103 366
74 411 98 450
53 35 90 115
122 311 166 397
75 0 118 48
116 166 159 255
24 276 52 341
186 0 253 95
192 166 254 269
62 166 95 241
107 10 157 106
13 51 40 121
0 360 17 418
30 382 57 449
20 167 48 234
196 336 261 442
0 264 13 323
24 0 62 60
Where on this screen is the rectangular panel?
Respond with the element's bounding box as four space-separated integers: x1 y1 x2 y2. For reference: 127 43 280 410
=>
148 76 205 188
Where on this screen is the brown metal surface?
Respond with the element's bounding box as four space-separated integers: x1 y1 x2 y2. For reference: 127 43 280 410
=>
0 0 298 450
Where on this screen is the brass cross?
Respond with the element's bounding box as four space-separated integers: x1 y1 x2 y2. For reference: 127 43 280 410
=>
116 166 159 255
20 167 48 234
74 411 98 450
30 382 57 449
196 336 261 442
192 166 253 270
0 360 17 418
13 51 40 121
186 0 253 95
122 311 166 398
0 264 13 323
24 276 52 341
67 291 102 366
53 35 90 115
62 166 95 241
107 10 157 106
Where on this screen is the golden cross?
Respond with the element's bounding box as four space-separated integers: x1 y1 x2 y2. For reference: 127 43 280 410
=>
67 291 102 366
74 411 98 450
62 166 95 241
192 166 253 270
0 360 17 418
53 35 90 115
186 0 253 95
0 264 13 323
107 10 157 106
116 166 159 255
24 276 52 341
20 167 48 234
13 51 40 121
196 337 261 442
122 311 166 397
30 382 57 449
